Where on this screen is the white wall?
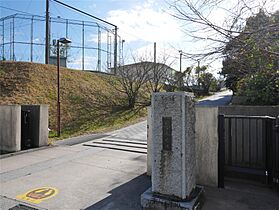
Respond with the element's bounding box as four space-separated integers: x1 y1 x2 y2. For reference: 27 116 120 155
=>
0 105 21 152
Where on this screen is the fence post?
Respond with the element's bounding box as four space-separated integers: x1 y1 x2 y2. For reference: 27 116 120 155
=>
265 118 274 185
218 114 225 188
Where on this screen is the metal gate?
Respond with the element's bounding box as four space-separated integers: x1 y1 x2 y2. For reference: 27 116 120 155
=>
218 115 279 188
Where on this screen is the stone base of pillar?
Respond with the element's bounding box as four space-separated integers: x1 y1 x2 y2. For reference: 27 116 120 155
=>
141 186 204 210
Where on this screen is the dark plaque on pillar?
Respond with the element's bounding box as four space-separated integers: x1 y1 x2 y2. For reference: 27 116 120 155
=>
162 117 172 151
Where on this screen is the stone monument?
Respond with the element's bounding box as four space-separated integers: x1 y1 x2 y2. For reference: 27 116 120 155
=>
141 92 204 210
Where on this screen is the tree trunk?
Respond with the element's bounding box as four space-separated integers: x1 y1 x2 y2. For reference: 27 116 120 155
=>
128 96 136 109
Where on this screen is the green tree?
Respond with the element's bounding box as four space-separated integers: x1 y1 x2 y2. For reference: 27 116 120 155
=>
237 70 279 105
198 72 215 95
221 10 279 104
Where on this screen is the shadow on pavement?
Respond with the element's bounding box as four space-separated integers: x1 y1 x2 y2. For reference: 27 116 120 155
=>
85 173 151 210
203 178 279 210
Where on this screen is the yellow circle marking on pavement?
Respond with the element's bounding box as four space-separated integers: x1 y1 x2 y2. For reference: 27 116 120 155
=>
16 187 59 204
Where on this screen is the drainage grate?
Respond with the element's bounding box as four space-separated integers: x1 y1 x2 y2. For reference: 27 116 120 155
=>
9 204 39 210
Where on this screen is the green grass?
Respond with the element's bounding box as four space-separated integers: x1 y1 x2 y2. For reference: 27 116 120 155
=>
0 61 148 142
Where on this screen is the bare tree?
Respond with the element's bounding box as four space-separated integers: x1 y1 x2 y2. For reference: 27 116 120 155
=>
169 0 278 61
146 55 175 93
110 55 153 109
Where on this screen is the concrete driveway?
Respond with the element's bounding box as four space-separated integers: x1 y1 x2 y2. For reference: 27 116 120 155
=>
1 90 278 210
0 141 149 210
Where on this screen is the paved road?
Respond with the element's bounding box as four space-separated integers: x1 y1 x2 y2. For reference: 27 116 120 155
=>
196 90 233 106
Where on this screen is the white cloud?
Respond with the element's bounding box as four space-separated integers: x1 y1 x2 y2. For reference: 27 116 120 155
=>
68 55 98 70
105 3 183 43
102 0 278 75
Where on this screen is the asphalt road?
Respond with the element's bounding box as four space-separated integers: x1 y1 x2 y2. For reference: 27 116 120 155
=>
196 90 233 106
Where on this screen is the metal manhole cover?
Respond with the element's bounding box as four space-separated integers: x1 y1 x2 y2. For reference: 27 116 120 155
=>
9 204 39 210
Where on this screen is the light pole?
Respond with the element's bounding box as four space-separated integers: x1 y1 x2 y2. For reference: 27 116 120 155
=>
178 50 183 90
121 39 125 66
197 59 200 89
179 50 182 73
57 37 71 137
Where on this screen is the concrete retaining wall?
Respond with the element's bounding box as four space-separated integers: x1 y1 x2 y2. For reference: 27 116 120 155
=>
0 105 21 152
219 106 279 117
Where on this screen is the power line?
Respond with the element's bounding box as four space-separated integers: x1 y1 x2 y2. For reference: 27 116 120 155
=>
0 5 35 15
51 0 116 28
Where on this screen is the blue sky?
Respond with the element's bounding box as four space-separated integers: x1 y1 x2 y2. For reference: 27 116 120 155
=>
1 0 182 70
1 0 278 73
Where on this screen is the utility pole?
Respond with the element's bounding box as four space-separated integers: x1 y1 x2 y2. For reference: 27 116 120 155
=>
179 50 182 72
45 0 50 64
154 42 156 64
197 59 200 88
56 40 61 136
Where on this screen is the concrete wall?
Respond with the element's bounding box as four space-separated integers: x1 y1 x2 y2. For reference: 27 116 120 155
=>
0 105 21 152
219 106 279 117
39 105 49 147
0 105 48 153
195 107 219 187
145 105 279 187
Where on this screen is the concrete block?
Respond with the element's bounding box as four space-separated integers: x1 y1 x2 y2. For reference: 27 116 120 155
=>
141 187 204 210
0 105 21 152
151 92 196 199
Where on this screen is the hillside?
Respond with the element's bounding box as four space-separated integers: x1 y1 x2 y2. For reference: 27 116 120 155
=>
0 61 146 139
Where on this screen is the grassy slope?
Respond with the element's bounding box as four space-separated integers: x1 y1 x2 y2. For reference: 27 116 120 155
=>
0 61 146 140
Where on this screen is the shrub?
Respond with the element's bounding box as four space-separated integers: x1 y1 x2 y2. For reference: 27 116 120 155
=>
237 70 279 105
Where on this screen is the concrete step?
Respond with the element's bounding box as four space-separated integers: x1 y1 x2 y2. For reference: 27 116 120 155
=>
83 142 147 154
92 141 147 149
102 138 147 145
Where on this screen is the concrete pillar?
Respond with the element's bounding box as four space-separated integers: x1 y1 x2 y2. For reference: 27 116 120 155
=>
0 105 21 152
141 92 204 210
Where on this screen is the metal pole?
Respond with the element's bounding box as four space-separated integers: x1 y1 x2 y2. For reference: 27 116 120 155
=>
66 19 68 59
118 36 121 66
114 27 117 74
109 35 111 69
98 25 101 71
9 22 11 60
179 51 182 73
2 19 4 60
82 21 84 70
107 31 109 70
12 16 14 61
45 0 50 64
30 16 34 62
57 40 61 137
197 59 200 88
122 40 125 66
154 42 156 63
